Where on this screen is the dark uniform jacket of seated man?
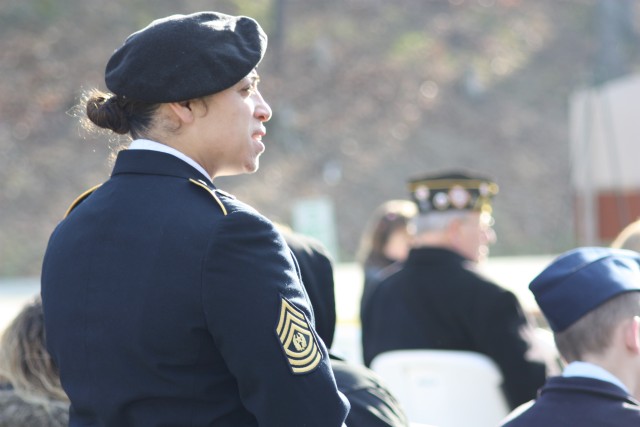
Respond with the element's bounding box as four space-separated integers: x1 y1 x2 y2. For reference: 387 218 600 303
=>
281 227 410 427
502 376 640 426
361 172 546 410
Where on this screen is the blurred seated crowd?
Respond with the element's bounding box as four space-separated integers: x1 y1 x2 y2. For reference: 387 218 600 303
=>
3 171 640 426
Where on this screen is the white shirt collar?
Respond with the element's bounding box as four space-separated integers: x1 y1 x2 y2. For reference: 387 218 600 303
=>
562 361 629 393
128 139 212 183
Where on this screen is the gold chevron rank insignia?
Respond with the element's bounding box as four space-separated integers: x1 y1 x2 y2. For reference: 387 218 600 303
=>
275 297 322 374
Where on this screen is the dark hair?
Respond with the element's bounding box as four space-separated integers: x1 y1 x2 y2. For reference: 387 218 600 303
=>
84 89 159 139
356 200 416 270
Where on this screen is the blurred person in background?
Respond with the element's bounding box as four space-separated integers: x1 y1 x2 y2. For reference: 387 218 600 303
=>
40 11 348 427
611 218 640 252
0 296 68 427
279 225 411 427
277 224 337 350
501 247 640 426
361 171 549 410
357 199 417 320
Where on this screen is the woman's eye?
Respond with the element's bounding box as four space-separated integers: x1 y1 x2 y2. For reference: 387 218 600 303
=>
242 79 260 95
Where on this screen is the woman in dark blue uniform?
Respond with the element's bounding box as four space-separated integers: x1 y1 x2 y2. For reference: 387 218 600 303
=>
40 11 349 427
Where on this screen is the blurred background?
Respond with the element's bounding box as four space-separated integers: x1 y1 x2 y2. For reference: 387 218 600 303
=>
2 0 640 278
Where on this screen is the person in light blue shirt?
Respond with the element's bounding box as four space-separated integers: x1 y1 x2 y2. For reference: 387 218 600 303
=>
501 247 640 426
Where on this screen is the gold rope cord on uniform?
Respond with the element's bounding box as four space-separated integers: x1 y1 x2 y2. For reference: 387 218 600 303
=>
189 178 228 216
64 184 103 218
276 297 322 374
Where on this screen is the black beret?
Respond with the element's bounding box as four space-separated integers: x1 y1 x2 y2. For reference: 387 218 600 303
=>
105 11 267 103
530 247 640 332
407 171 499 215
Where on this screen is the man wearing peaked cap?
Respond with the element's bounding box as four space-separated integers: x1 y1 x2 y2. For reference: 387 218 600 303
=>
361 171 549 410
501 247 640 426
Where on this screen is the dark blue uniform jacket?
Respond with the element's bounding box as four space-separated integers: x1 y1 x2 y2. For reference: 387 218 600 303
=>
41 149 349 426
282 230 409 427
501 376 640 426
361 247 546 409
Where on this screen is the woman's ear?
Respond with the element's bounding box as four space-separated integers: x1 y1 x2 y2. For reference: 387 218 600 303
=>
167 101 195 124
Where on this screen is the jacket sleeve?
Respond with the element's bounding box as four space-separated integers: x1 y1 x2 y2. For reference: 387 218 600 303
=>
201 206 350 426
474 289 546 409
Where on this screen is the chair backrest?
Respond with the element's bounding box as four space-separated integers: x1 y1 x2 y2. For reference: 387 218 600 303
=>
370 349 510 427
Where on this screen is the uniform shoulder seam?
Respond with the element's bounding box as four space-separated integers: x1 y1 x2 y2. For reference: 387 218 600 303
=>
189 178 228 216
64 184 103 218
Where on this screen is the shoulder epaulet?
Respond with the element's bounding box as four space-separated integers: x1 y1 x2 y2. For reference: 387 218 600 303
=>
214 188 236 199
64 184 103 218
189 178 228 216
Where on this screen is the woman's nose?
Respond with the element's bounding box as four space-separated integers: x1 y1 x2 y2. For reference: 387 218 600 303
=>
255 91 272 122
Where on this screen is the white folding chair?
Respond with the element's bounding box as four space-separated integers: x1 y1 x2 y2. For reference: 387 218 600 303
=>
370 349 510 427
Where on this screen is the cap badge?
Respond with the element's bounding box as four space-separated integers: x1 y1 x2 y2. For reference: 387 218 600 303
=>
433 191 450 210
449 185 471 209
414 185 430 201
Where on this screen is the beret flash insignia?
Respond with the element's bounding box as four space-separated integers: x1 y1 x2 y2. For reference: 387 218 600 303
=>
275 296 322 374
